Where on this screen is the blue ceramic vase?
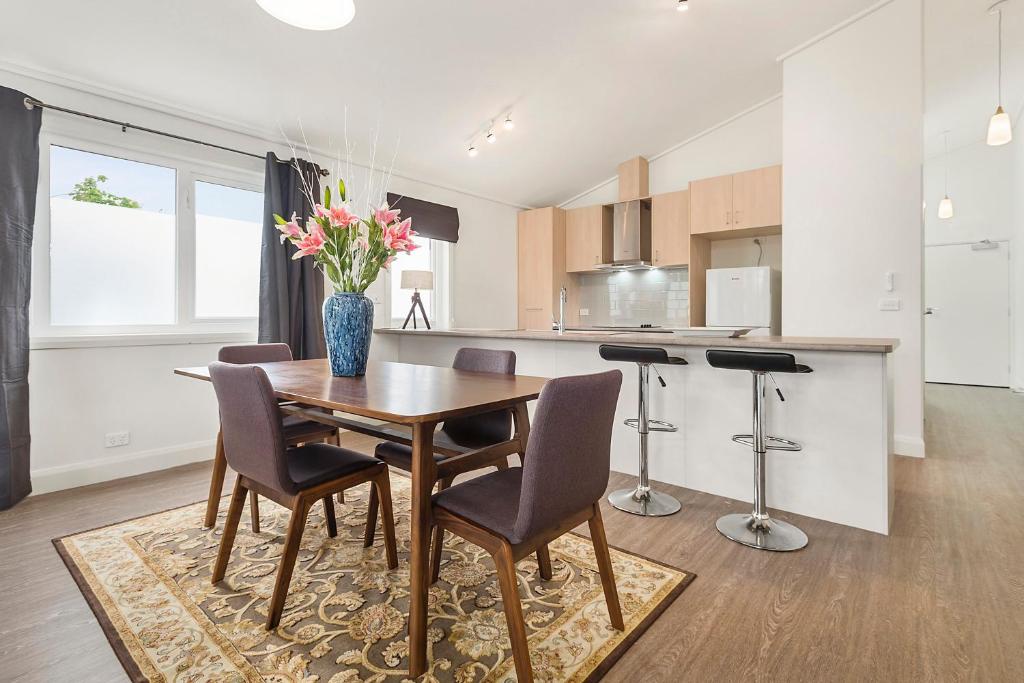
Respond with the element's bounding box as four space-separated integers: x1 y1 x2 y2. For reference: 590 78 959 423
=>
322 292 374 376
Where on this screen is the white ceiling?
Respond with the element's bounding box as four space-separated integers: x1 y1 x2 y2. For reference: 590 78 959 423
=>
0 0 881 207
925 0 1024 158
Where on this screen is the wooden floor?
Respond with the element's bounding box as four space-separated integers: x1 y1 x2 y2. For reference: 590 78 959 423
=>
1 383 1022 681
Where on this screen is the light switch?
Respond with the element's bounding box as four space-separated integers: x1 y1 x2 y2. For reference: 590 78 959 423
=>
878 297 901 311
884 271 895 292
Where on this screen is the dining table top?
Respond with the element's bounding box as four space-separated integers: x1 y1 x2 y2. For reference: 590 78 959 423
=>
174 359 550 424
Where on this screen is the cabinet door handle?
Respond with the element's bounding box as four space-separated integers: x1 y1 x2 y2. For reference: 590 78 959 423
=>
725 211 731 225
734 210 742 225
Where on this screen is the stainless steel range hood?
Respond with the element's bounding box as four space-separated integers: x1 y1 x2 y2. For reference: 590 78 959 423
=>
597 199 652 270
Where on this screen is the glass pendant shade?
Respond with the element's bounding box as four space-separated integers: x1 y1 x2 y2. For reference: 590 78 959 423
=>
937 196 954 220
256 0 355 31
987 106 1013 146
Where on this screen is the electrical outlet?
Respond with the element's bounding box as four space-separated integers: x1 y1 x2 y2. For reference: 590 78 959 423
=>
105 431 130 448
579 308 590 317
878 297 901 312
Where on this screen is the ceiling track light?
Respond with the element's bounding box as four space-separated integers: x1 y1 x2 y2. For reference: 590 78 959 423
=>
467 144 478 157
987 1 1013 146
486 129 497 144
677 0 689 12
504 114 514 130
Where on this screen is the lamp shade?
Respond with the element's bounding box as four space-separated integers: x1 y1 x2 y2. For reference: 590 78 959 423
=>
400 270 434 291
255 0 355 31
987 106 1013 146
937 196 954 220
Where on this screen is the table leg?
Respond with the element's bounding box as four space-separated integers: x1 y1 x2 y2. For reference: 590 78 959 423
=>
408 420 438 678
203 430 226 529
513 402 531 461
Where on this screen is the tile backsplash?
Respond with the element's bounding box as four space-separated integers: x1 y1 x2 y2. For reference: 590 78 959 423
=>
576 267 689 327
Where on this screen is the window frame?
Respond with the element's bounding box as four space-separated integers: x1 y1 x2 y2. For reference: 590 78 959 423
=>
385 236 453 329
31 131 265 348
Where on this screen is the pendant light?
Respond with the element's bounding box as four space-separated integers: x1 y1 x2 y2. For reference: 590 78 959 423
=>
938 131 954 220
255 0 356 31
987 2 1013 146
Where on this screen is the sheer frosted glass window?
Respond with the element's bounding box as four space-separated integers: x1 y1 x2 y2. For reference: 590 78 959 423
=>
195 181 263 318
390 236 433 324
49 146 176 326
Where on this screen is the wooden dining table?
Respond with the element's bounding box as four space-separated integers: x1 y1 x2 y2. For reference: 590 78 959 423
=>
174 358 548 677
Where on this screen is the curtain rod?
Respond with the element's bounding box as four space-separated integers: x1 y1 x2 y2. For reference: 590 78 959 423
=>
22 96 330 177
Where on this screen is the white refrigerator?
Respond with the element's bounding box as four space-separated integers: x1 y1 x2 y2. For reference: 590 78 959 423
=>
705 266 781 334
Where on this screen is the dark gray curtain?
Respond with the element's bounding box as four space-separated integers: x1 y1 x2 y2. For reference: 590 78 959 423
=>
0 87 41 510
258 153 326 360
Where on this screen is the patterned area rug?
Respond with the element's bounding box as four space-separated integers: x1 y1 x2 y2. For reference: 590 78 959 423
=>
55 476 693 682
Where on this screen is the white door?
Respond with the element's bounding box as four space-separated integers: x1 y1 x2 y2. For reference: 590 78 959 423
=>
925 241 1010 387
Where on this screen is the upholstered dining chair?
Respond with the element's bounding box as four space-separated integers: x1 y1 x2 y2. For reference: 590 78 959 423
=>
429 370 625 683
365 347 517 579
208 361 398 630
216 343 340 533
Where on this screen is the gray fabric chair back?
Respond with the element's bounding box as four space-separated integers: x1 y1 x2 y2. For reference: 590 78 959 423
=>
441 348 517 446
513 370 622 542
208 361 294 495
218 343 293 364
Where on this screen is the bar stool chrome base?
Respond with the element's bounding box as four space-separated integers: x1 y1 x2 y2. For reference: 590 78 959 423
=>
608 486 681 517
716 513 808 551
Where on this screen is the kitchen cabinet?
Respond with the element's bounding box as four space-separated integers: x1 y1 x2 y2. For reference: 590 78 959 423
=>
565 205 613 272
517 207 568 330
651 190 689 267
617 156 650 201
690 164 782 236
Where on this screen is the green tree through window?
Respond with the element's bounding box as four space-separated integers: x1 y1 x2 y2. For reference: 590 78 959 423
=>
70 175 141 209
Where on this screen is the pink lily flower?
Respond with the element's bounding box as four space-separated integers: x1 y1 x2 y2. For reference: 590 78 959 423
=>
326 204 360 228
374 204 401 226
383 218 419 253
292 223 325 259
277 212 304 243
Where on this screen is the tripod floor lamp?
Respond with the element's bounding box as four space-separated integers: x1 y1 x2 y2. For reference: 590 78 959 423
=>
400 270 433 329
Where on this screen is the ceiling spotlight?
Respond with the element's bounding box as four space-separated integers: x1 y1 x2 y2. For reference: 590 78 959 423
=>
504 115 514 130
468 145 478 157
256 0 356 31
676 0 689 12
486 130 497 144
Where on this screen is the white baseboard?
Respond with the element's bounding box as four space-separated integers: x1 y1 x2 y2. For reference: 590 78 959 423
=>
30 440 216 495
894 434 926 458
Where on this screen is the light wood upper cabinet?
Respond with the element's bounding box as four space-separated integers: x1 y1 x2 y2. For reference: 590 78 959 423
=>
617 156 650 201
651 190 689 267
732 165 782 231
565 205 612 273
690 164 782 236
517 207 567 330
689 174 734 234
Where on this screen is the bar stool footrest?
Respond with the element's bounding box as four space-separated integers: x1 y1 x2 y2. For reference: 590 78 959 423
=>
624 418 678 433
730 434 803 451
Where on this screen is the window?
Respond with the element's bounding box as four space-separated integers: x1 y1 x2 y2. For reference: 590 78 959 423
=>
389 235 451 328
34 138 263 343
194 181 263 319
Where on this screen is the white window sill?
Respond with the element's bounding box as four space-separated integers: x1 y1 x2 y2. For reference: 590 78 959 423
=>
30 331 258 350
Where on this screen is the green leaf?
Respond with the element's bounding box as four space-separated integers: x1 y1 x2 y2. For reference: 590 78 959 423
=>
338 178 346 202
273 214 287 225
323 185 331 209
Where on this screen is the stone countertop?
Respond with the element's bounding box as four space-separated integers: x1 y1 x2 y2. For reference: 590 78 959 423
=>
376 328 898 353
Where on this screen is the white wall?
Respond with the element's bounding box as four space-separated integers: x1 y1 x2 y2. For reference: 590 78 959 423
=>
561 96 784 275
923 141 1015 245
1014 112 1024 391
781 0 925 457
2 66 520 493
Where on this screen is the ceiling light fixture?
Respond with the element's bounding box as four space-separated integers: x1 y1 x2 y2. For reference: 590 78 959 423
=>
255 0 356 31
486 129 497 144
938 131 954 220
987 1 1013 146
468 145 478 158
504 115 514 130
677 0 689 12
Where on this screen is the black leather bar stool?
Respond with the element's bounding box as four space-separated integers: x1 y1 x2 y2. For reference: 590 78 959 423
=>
706 349 813 551
599 344 687 517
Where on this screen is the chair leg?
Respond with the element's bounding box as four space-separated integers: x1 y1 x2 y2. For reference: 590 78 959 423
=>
323 495 337 538
373 472 399 570
363 481 380 548
328 432 346 505
249 490 261 533
493 542 533 683
495 457 510 472
588 503 624 630
430 477 454 584
536 544 553 581
266 498 310 630
212 476 247 583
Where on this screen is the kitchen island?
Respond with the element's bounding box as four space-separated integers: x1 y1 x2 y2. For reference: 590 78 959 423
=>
373 328 898 534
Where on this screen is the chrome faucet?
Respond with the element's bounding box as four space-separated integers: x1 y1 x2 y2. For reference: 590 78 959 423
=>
554 286 567 335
